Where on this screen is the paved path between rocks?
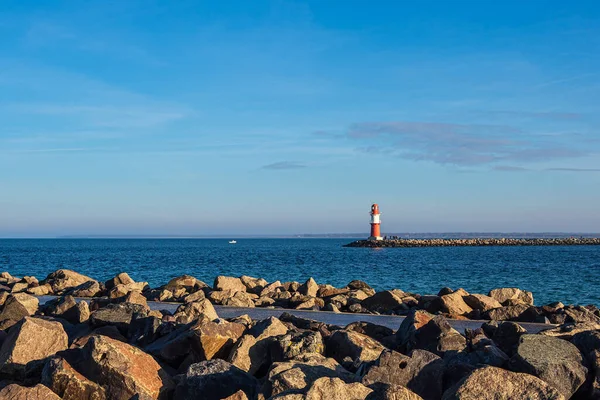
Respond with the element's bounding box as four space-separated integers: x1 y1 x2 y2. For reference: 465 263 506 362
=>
37 295 554 334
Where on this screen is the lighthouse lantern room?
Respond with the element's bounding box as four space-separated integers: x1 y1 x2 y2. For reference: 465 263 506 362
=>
369 203 383 241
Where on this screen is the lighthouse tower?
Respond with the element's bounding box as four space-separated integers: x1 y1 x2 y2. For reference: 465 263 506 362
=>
369 203 383 241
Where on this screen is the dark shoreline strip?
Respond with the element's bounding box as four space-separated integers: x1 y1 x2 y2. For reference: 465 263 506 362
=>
344 237 600 248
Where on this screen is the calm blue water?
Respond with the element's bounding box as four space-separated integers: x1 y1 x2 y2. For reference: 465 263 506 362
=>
0 239 598 306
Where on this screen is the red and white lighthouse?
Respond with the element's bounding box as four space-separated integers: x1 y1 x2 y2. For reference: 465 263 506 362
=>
369 203 383 241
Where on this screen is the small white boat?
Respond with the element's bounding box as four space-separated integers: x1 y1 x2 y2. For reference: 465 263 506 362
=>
229 240 237 244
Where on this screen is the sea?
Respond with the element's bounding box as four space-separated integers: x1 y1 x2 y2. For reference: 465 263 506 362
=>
0 238 598 307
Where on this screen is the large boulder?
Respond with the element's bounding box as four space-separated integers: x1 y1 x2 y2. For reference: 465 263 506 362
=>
442 366 565 399
463 294 502 312
0 292 39 329
304 377 372 400
563 305 600 324
361 291 404 313
269 330 325 362
483 304 532 322
228 317 288 375
366 383 423 400
173 299 218 324
174 359 259 400
41 356 106 400
299 278 319 297
439 292 473 316
540 322 600 339
146 318 245 367
214 276 247 293
44 270 96 294
397 312 466 357
104 272 135 290
0 317 68 376
362 349 444 400
266 353 358 397
240 276 268 294
80 335 173 400
67 280 101 297
45 295 89 324
0 383 62 400
490 321 527 356
165 275 208 293
326 330 385 368
508 334 587 398
89 302 148 334
488 288 533 306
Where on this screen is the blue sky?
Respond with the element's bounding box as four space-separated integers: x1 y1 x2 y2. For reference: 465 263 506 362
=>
1 0 599 237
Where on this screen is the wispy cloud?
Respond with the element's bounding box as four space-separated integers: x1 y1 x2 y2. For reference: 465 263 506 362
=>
493 165 531 172
344 120 590 167
261 161 307 170
545 167 600 172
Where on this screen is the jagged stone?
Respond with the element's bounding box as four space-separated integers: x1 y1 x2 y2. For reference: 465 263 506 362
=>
442 366 564 400
326 330 385 368
299 278 319 297
80 335 173 400
463 294 502 312
0 317 68 376
563 305 600 324
439 292 473 316
46 296 90 324
41 356 106 400
0 383 62 399
540 322 600 339
214 276 247 293
89 302 148 334
509 334 587 398
267 353 359 397
104 272 135 289
362 291 404 313
303 377 372 400
491 321 527 356
362 349 443 400
184 290 206 303
345 322 393 344
173 299 218 324
44 270 96 294
0 293 39 327
67 281 101 298
396 312 466 356
240 276 268 294
174 359 259 400
165 275 208 293
27 284 52 296
270 331 325 362
488 288 533 306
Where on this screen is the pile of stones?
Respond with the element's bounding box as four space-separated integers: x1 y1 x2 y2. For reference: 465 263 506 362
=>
0 276 599 399
1 269 599 325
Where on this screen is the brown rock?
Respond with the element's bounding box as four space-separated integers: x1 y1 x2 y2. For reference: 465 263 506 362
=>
68 281 101 297
240 276 268 293
214 276 247 293
463 294 502 312
81 335 174 400
260 281 283 297
305 377 372 400
484 304 530 321
442 365 565 400
299 278 319 297
11 282 29 293
174 299 219 323
362 291 404 313
326 330 385 367
0 292 39 326
267 353 359 397
45 295 89 324
44 270 96 294
488 288 534 306
439 292 473 315
0 383 62 400
165 275 208 293
397 311 466 356
539 321 600 339
0 317 68 375
27 284 52 296
222 390 249 400
184 290 205 303
42 356 106 400
104 272 135 289
366 383 423 400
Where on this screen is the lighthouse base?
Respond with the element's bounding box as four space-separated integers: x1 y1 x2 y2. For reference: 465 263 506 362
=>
368 236 384 241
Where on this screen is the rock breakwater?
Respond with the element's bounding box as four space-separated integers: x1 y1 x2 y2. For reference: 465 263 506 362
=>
0 269 599 398
344 237 600 248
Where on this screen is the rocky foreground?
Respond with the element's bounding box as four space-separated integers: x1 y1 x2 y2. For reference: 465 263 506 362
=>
0 271 597 398
344 237 600 247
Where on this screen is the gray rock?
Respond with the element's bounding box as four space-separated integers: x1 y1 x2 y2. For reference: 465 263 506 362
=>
508 334 587 398
174 359 259 400
89 303 148 334
270 331 325 362
362 349 443 400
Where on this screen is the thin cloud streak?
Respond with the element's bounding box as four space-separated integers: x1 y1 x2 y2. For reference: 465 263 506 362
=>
261 161 307 170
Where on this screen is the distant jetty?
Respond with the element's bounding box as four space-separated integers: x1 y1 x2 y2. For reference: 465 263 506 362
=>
344 237 600 247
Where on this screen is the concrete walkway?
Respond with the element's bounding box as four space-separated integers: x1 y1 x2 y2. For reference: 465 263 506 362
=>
37 295 554 334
